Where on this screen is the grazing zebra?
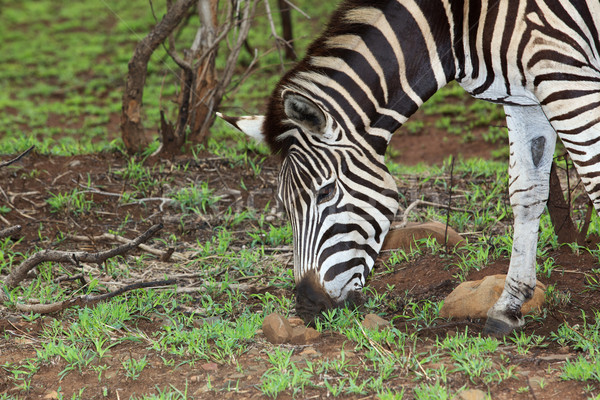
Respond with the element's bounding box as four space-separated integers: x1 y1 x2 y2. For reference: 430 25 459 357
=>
220 0 600 335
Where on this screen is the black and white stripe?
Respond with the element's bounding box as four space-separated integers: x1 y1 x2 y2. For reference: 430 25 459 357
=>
223 0 600 331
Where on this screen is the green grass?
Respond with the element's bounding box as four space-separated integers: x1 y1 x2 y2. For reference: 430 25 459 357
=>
2 1 600 399
0 0 343 156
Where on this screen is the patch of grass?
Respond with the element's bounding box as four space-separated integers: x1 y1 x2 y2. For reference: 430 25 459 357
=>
46 189 95 215
171 182 222 214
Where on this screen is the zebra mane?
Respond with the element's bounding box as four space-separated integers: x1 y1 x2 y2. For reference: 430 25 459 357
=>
263 0 392 157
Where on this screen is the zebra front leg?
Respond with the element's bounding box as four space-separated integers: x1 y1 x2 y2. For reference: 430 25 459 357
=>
483 104 557 336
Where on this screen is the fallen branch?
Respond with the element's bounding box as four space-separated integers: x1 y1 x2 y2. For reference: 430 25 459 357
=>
14 279 176 314
0 146 34 169
401 199 470 227
3 224 163 289
66 231 186 262
0 225 21 239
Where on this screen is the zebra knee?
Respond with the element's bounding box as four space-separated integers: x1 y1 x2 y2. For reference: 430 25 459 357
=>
530 136 546 167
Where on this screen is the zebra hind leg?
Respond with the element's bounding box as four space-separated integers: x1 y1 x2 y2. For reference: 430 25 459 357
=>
483 104 557 337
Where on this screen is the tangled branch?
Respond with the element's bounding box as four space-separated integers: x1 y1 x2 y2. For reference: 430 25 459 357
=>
2 224 163 290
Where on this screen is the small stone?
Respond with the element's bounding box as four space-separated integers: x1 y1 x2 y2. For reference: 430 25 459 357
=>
193 385 211 396
201 362 218 371
439 274 546 319
43 391 59 400
458 388 488 400
558 346 571 354
290 326 320 345
382 221 464 251
262 313 292 344
104 370 118 380
246 347 260 356
362 313 390 331
299 347 321 358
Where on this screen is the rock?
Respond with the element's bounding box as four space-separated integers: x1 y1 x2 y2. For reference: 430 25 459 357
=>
362 313 391 331
200 362 218 371
290 326 321 345
287 316 305 326
299 347 321 358
382 222 464 251
262 313 292 344
43 391 59 400
440 274 546 319
458 388 488 400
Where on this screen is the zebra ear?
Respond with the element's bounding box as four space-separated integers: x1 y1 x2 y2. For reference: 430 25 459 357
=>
283 91 326 134
216 112 266 143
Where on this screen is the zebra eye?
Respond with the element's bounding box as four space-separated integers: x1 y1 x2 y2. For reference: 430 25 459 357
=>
316 182 336 204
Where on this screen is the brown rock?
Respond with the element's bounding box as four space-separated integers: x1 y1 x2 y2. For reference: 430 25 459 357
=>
439 274 546 319
287 316 304 326
299 347 321 358
458 388 488 400
200 362 218 371
262 313 292 344
382 222 464 251
362 313 391 331
290 326 320 345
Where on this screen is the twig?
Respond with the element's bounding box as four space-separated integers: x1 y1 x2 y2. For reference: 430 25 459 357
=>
66 232 187 262
445 156 455 252
0 214 11 227
14 279 176 314
400 198 469 227
282 0 310 18
3 224 163 289
0 146 34 169
0 225 21 239
262 0 285 72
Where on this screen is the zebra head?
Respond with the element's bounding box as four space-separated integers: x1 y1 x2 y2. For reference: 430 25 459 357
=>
219 90 399 323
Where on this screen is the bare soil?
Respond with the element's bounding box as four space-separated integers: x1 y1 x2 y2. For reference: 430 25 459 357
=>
0 134 599 399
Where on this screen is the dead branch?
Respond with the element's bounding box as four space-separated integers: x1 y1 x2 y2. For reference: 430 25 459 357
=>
263 0 286 72
14 279 176 314
66 231 187 262
3 224 163 289
0 146 34 169
0 225 21 239
120 0 196 153
277 0 296 60
401 199 470 227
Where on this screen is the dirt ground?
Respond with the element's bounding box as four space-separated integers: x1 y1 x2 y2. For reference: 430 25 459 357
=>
1 129 600 399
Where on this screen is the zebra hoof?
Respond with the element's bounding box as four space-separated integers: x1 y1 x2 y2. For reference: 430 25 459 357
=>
482 317 515 337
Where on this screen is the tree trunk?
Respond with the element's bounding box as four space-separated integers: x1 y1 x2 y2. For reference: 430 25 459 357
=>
188 0 219 145
277 0 296 60
120 0 195 154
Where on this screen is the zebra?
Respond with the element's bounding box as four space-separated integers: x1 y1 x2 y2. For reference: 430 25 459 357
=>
219 0 600 336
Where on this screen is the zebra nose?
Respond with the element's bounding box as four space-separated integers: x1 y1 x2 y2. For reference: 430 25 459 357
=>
295 271 336 325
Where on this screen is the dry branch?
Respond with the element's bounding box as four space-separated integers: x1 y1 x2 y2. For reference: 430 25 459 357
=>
120 0 196 153
0 146 34 169
3 224 163 289
401 199 470 227
0 225 21 239
14 279 176 314
66 231 186 262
